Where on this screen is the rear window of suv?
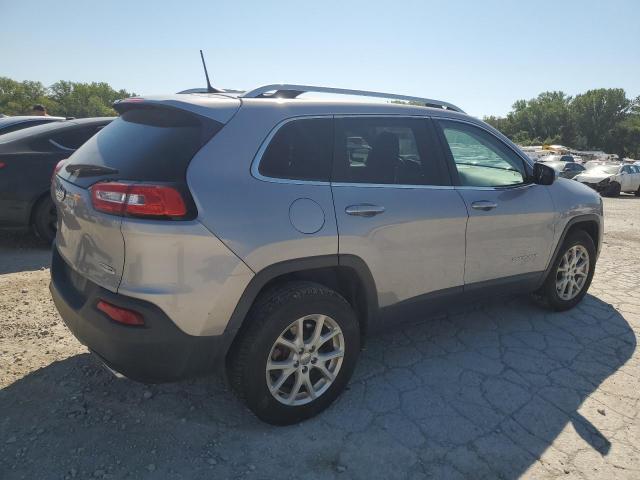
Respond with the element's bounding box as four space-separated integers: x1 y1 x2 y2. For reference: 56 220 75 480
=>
60 107 222 188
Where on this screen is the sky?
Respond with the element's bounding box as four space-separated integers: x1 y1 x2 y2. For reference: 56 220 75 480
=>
1 0 639 118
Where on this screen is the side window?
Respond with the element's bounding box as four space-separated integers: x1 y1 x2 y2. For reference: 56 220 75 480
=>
621 165 632 174
437 120 526 187
332 117 446 185
258 118 332 181
0 120 51 135
49 126 101 151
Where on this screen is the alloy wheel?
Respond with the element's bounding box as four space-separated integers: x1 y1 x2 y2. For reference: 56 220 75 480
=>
555 245 589 300
266 314 345 406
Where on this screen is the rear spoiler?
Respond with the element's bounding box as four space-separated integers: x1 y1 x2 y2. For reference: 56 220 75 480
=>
112 96 240 124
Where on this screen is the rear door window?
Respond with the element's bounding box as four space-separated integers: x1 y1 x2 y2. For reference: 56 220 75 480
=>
258 118 333 182
332 117 448 185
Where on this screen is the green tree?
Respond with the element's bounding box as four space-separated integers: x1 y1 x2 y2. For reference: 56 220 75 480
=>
571 88 631 154
485 88 640 159
0 76 135 117
0 77 56 115
48 81 135 117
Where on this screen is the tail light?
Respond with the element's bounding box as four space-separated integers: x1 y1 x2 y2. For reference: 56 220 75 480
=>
0 162 6 169
90 182 187 218
97 300 145 326
52 159 66 181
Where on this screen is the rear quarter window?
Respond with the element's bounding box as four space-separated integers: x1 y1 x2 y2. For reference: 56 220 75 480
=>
258 118 333 182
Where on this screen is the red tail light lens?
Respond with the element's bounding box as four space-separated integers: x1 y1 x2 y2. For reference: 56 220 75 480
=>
125 185 187 217
97 300 145 326
90 182 187 218
52 159 66 181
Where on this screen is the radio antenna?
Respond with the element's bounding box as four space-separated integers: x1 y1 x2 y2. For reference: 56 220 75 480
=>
200 50 220 93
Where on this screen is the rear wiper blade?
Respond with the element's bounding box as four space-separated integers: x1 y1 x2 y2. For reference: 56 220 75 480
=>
65 164 119 177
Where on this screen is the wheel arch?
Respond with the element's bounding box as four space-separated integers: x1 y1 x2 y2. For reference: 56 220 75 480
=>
223 255 378 357
537 214 601 289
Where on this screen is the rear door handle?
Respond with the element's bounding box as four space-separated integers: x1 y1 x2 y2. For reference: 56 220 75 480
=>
471 201 498 211
345 204 385 217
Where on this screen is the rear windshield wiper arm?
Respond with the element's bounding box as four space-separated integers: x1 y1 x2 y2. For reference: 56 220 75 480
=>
65 164 119 177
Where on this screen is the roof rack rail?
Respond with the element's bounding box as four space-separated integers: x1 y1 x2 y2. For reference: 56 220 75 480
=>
241 84 465 113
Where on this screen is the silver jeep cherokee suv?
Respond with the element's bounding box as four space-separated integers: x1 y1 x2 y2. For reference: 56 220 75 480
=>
50 84 603 425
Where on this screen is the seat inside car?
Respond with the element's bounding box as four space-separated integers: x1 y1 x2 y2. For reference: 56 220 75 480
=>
363 131 399 183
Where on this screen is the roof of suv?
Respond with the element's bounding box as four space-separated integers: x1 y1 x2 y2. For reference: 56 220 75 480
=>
120 91 471 126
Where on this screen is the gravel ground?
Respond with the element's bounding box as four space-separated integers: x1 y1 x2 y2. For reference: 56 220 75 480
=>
1 196 639 479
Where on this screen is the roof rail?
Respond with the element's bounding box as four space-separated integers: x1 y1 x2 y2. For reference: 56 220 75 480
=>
241 84 465 113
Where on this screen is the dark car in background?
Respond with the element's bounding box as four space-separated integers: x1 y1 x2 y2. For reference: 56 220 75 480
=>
0 117 113 242
0 115 67 135
545 160 586 179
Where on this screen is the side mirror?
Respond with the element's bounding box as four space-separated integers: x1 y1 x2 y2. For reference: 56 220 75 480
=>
532 162 556 185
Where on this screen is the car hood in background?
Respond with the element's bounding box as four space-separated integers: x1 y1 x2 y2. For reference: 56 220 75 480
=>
574 172 613 183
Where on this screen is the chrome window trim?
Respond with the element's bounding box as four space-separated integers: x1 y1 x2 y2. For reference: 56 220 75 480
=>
252 114 454 189
49 139 75 152
331 182 454 190
454 183 537 192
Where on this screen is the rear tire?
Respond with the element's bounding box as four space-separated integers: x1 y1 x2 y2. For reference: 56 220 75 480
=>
227 281 360 425
32 196 57 244
535 230 596 311
635 185 640 197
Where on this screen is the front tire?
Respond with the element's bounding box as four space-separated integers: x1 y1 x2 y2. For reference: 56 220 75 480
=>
227 281 360 425
32 196 57 244
602 182 621 197
536 230 596 311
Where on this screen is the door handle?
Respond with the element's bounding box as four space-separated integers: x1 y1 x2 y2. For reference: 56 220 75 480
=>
471 201 498 211
345 204 386 217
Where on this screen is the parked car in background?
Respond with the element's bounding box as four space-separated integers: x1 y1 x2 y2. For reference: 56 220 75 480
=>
0 117 113 242
541 154 575 164
545 160 586 179
50 85 602 425
0 115 66 135
574 163 640 197
584 160 609 170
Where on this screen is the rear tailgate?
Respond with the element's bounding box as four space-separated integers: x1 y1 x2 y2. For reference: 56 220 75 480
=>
53 96 239 292
54 176 125 291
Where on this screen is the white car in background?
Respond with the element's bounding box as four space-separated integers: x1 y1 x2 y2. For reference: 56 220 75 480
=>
574 164 640 197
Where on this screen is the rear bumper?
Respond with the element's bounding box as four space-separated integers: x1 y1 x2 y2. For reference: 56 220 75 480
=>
50 246 232 383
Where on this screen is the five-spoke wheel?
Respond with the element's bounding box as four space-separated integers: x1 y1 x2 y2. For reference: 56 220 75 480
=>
266 314 345 406
228 282 359 425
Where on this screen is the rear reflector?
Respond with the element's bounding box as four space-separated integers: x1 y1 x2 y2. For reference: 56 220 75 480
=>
90 182 187 218
97 300 145 326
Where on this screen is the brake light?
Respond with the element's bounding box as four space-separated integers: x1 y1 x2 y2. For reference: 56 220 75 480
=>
0 162 6 169
52 159 66 181
97 300 145 326
90 182 187 218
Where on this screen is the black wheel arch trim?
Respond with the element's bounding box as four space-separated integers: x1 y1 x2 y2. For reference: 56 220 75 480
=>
537 213 601 289
223 254 378 339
